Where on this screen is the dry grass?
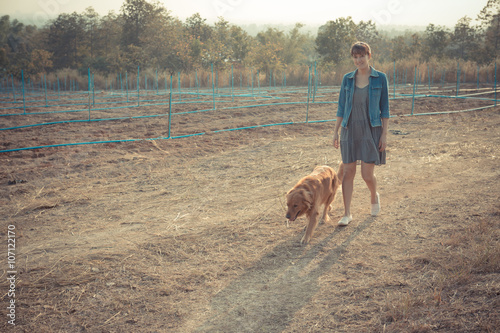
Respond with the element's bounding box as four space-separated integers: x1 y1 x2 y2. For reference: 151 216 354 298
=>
0 90 499 332
381 215 500 332
25 59 498 94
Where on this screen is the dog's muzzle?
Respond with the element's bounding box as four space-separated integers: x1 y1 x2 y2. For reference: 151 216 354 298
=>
286 210 300 222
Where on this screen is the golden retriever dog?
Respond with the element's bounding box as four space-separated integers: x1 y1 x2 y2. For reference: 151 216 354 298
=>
286 164 344 244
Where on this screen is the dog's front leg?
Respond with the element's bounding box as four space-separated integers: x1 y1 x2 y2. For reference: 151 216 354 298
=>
323 194 335 223
301 210 319 245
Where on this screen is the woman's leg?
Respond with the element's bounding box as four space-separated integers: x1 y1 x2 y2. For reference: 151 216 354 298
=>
341 162 357 217
361 162 378 204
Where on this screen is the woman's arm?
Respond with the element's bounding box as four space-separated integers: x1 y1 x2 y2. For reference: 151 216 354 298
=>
380 73 390 119
333 117 343 149
378 72 390 152
337 75 347 118
379 117 389 152
334 75 348 149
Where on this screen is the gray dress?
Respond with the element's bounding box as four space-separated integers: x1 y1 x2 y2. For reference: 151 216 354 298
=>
340 85 386 165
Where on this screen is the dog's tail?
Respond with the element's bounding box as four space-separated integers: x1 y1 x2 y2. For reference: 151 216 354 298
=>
336 162 344 185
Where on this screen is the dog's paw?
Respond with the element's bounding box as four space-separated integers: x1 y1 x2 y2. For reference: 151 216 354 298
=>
300 235 309 245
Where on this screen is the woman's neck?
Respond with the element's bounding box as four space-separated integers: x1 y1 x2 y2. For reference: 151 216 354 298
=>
357 66 370 75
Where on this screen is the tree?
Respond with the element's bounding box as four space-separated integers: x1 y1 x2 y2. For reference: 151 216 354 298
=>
98 12 122 73
422 24 450 60
29 49 53 74
282 23 308 66
120 0 167 48
0 15 42 76
142 11 190 74
183 13 214 70
2 1 500 78
0 15 10 47
204 17 233 70
390 36 410 61
120 44 146 71
6 18 24 53
230 25 252 63
0 47 8 71
410 32 422 54
250 27 285 75
355 20 379 46
450 16 479 61
248 39 284 76
82 7 100 59
478 0 500 58
0 17 30 57
47 13 86 69
185 13 212 43
315 17 357 65
100 12 121 58
299 31 319 65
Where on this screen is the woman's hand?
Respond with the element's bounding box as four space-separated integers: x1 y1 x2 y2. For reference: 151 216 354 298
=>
333 117 343 149
333 132 340 149
379 118 389 152
378 133 387 152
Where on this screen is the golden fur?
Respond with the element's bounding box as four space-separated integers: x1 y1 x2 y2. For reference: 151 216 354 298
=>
286 164 344 244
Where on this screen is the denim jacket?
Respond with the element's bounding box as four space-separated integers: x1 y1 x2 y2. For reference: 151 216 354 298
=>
336 67 390 128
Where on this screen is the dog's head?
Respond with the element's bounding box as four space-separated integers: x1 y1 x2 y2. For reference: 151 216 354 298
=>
285 189 312 222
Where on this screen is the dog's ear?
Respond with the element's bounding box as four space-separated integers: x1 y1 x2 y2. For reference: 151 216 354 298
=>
302 190 313 210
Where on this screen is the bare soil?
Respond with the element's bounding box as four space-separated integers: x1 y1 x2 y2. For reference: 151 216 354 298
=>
1 86 499 332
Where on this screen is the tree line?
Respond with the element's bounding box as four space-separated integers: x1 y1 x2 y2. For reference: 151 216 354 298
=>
1 0 500 80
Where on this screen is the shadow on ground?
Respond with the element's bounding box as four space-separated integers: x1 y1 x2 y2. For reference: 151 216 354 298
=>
196 216 376 332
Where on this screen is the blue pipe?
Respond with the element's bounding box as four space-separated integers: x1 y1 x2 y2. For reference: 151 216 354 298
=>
3 100 496 154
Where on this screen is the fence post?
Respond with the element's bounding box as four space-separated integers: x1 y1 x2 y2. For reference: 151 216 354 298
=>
428 65 431 90
411 66 417 116
257 70 261 95
495 63 497 107
393 61 396 98
44 74 48 107
251 69 254 96
21 70 26 114
11 74 16 101
195 69 199 98
311 61 318 103
231 64 234 103
137 66 140 107
178 72 182 101
477 65 479 90
306 65 312 123
126 71 129 103
88 68 91 121
211 63 216 110
168 72 173 138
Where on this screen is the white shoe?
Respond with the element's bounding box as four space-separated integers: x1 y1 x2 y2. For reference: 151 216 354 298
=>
338 215 352 226
371 192 380 216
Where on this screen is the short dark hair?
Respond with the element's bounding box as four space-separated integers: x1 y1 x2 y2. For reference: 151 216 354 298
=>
351 42 371 57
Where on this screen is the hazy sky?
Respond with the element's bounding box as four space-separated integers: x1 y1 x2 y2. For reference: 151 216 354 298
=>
1 0 489 28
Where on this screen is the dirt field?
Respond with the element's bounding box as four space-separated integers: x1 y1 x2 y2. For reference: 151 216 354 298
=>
1 86 499 332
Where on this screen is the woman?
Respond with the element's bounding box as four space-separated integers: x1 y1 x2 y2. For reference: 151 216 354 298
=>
333 42 389 226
